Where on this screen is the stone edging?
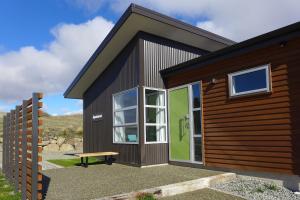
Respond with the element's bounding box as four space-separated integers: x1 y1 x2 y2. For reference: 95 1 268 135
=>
94 172 236 200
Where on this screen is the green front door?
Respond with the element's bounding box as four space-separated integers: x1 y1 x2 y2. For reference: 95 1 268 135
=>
169 86 190 161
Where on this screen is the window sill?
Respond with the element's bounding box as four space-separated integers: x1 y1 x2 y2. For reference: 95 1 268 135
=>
229 90 272 100
113 142 139 145
145 142 168 144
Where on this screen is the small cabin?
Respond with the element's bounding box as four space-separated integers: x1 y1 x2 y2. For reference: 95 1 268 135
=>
65 4 300 176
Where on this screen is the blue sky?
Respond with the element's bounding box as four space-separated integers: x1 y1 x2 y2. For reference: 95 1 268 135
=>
0 0 119 115
0 0 299 115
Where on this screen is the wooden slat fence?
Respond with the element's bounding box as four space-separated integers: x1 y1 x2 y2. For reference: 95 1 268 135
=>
2 93 43 200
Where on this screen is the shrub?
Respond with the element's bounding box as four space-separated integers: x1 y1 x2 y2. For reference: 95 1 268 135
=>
254 186 265 193
264 183 278 191
136 192 156 200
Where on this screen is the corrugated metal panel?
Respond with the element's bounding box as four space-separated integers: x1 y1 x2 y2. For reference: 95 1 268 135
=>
143 144 169 165
144 40 200 88
83 37 140 165
141 38 201 166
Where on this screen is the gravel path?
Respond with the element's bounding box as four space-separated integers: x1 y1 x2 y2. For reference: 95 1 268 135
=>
42 164 222 200
162 188 244 200
212 176 300 200
42 161 63 170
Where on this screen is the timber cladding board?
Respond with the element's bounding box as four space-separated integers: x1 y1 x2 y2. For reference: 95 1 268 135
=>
165 36 300 175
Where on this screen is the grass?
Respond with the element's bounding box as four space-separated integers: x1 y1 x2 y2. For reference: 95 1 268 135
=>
47 157 104 167
0 173 21 200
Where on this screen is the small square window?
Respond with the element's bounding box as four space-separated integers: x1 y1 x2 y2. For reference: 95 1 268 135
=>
228 65 271 97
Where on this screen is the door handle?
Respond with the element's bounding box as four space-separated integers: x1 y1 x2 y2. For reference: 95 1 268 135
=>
184 114 189 120
184 114 190 129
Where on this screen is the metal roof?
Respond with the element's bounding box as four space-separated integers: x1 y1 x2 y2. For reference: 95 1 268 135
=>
64 3 235 99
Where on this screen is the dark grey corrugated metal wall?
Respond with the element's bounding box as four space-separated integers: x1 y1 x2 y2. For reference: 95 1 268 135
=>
144 40 200 88
141 35 203 165
83 37 140 165
83 32 206 166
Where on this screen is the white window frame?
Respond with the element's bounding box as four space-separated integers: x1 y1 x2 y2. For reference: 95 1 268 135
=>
144 87 168 144
112 87 139 144
228 64 271 97
190 83 202 138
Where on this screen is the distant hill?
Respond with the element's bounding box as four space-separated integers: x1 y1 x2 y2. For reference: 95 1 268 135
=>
0 112 5 136
0 112 83 140
42 114 83 140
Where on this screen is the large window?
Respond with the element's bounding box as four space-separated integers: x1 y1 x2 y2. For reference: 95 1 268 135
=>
113 88 138 144
144 88 167 143
228 64 271 97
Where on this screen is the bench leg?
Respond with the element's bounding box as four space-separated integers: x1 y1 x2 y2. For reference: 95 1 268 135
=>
80 157 84 166
107 156 113 165
85 157 88 168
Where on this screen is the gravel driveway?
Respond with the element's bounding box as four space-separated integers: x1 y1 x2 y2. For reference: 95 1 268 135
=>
42 164 222 200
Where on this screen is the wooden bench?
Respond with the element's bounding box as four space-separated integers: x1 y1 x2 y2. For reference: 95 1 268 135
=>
75 152 119 167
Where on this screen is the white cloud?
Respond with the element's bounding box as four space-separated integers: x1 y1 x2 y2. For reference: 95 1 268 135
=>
66 0 106 14
0 17 114 102
106 0 300 41
196 21 227 38
63 109 83 116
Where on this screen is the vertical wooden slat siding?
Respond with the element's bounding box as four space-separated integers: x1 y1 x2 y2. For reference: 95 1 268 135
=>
2 94 43 199
165 36 300 175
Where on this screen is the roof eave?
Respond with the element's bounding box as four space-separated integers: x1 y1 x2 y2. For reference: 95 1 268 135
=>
160 21 300 78
63 4 135 98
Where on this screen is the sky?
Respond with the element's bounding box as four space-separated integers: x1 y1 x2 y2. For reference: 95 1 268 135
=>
0 0 299 115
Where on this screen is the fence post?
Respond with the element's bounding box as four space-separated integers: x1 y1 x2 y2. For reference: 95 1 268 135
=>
15 106 20 191
2 115 6 174
31 93 39 200
10 110 15 185
7 112 11 181
21 100 27 200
